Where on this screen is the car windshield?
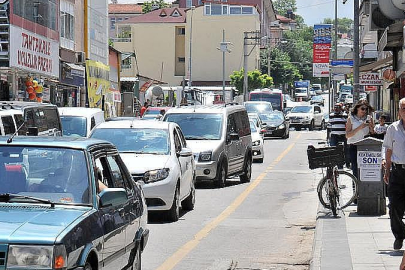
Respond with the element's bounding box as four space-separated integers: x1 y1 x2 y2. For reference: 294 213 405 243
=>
245 103 273 114
144 110 160 116
91 128 170 155
312 96 322 100
291 106 312 113
313 85 321 90
61 116 87 137
249 121 257 132
0 146 90 205
249 93 280 111
259 113 283 121
296 88 307 93
165 113 223 140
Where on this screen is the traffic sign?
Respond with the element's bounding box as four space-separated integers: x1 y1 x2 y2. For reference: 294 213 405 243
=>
331 60 353 66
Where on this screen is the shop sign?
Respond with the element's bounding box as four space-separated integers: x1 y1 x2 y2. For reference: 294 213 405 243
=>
357 151 382 182
364 85 378 92
60 64 85 87
9 25 59 78
86 60 110 108
359 72 383 86
313 24 332 78
313 63 329 77
42 87 51 102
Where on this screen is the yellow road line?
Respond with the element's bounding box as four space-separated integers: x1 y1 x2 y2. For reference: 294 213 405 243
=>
155 133 302 270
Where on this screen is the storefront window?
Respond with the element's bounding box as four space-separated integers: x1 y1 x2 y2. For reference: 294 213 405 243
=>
13 0 57 31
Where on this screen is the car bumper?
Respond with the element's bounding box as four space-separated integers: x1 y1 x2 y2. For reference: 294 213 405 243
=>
289 119 311 126
263 128 287 137
141 175 177 211
195 161 218 181
252 145 264 159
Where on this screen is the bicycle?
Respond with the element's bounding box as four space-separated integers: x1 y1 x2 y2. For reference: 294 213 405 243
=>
307 142 359 217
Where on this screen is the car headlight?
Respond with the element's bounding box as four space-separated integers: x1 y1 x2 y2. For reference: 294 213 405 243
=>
143 168 170 183
305 116 310 120
252 140 261 146
7 245 67 269
278 124 285 129
198 151 212 162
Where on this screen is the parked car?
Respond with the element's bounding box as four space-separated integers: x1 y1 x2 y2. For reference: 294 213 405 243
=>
344 94 353 105
310 95 325 106
163 105 252 187
248 112 264 135
259 111 290 139
91 120 195 222
0 136 148 269
243 101 273 114
142 107 171 120
58 107 105 137
249 120 264 163
287 105 325 131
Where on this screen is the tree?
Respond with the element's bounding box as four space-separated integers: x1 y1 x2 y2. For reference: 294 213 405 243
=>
322 18 353 35
142 0 169 14
264 48 301 88
273 0 297 15
230 69 273 94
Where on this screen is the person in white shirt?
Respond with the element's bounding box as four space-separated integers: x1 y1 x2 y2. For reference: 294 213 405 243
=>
374 114 388 139
384 98 405 252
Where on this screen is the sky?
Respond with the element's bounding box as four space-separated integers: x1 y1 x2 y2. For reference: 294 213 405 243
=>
296 0 354 26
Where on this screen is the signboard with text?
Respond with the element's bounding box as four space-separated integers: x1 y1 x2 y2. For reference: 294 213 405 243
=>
357 151 382 182
9 25 59 78
313 24 332 78
360 72 383 86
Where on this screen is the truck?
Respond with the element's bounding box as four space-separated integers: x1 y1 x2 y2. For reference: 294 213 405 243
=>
294 80 311 101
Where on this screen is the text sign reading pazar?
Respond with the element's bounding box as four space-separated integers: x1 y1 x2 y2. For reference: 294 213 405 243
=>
359 72 383 86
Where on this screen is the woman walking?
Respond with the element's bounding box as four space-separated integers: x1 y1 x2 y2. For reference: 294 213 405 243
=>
345 100 375 179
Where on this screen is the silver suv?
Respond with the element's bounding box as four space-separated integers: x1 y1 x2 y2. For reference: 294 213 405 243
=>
163 105 252 187
287 105 325 131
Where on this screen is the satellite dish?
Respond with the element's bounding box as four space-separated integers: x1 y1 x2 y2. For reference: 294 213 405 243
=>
392 0 405 11
152 86 163 96
377 0 405 20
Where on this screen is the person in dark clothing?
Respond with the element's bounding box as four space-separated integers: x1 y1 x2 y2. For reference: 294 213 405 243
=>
328 103 348 168
384 98 405 251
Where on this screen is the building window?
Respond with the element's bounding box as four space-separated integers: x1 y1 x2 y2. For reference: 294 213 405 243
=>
204 4 254 16
222 5 228 15
110 17 116 30
205 4 210 15
229 6 241 14
178 57 185 63
122 56 132 69
242 6 253 14
61 12 74 40
13 0 57 31
211 4 222 15
177 27 185 35
186 0 192 8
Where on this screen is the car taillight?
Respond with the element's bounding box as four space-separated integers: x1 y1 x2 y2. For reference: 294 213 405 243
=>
260 129 266 133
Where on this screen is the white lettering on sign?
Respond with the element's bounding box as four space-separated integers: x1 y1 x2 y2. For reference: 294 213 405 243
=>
359 72 383 86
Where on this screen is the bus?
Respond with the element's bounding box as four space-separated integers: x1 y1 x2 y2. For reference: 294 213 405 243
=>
249 89 284 111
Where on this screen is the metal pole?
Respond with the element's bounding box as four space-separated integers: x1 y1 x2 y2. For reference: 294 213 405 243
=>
222 30 226 102
188 7 194 88
267 39 271 77
333 0 338 107
243 32 248 101
353 0 360 104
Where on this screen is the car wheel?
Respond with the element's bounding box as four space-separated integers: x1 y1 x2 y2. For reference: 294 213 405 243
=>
321 120 326 130
181 175 195 210
215 162 226 188
131 244 141 270
84 262 92 270
167 185 180 222
295 126 301 131
240 157 252 183
308 120 314 131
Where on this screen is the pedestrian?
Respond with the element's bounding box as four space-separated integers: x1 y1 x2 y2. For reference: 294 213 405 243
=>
328 103 348 168
383 98 405 251
140 102 148 117
345 100 375 179
374 114 388 140
156 109 166 120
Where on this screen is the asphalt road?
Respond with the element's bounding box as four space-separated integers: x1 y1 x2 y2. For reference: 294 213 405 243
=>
142 127 328 270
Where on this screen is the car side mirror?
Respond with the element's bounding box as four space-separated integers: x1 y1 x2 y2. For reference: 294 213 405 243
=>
99 188 128 207
178 148 192 157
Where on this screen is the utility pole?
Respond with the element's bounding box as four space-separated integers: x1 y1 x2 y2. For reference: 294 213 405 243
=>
218 30 231 103
333 0 338 106
243 31 261 101
188 6 195 89
353 0 360 104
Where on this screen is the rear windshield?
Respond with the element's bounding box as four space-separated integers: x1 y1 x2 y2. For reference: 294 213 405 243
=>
165 113 223 140
61 116 87 137
249 93 281 111
244 103 273 114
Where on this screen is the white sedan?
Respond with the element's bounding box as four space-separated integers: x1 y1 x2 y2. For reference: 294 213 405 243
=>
90 120 196 222
250 120 264 163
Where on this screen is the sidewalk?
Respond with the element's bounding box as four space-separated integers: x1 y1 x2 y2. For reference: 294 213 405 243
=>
311 201 404 270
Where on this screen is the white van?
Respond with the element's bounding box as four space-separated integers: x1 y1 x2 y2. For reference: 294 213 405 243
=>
0 109 24 136
58 107 105 137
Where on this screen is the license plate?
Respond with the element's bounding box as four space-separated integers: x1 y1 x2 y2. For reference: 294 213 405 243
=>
266 131 273 134
292 120 300 123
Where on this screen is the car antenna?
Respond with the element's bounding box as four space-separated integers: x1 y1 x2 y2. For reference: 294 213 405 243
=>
7 121 25 143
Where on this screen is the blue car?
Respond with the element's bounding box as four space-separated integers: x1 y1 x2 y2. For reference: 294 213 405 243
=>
0 137 148 269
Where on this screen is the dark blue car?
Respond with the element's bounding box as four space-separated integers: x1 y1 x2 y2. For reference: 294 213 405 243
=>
0 137 148 269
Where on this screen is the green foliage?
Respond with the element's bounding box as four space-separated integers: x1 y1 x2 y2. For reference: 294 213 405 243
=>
273 0 297 15
322 17 353 34
230 69 273 94
142 0 169 14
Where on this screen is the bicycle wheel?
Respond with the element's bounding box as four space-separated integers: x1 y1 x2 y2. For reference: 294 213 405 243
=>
328 179 338 216
317 177 332 209
336 170 358 209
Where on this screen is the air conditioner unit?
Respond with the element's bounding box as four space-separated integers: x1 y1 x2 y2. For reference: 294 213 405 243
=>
370 2 394 31
75 52 85 64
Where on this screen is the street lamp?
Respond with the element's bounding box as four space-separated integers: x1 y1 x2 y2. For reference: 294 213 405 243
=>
188 6 195 89
217 30 231 102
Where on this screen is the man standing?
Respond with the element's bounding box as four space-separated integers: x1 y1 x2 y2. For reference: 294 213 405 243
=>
328 103 348 168
383 98 405 250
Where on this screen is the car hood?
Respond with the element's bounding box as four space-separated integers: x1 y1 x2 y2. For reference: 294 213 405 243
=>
263 119 284 127
0 205 87 243
288 112 312 118
120 153 170 173
186 140 222 154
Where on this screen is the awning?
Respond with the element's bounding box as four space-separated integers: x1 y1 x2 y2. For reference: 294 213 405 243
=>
359 56 393 72
120 77 138 82
66 63 85 72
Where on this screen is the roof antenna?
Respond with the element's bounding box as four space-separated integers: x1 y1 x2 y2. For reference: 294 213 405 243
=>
7 122 25 143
